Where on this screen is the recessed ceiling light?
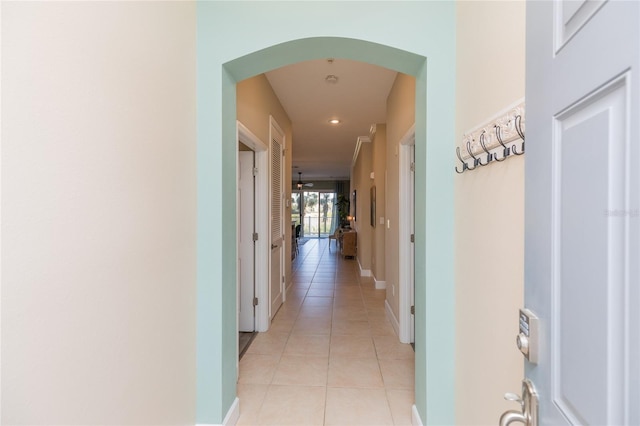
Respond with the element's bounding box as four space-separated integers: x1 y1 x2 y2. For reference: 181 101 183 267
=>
325 74 339 84
329 119 341 125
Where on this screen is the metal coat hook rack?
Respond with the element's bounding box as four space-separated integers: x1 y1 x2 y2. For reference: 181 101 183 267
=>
455 104 525 174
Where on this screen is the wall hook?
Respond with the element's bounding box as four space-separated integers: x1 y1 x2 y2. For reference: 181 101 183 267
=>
494 124 510 162
466 140 480 170
455 146 469 174
479 130 496 164
454 102 525 174
512 115 525 155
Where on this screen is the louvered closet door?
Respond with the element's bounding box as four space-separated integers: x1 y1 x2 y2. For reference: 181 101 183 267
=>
269 119 285 319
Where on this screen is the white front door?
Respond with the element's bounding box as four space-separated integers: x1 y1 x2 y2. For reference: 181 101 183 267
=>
238 150 255 332
269 118 285 319
525 1 639 424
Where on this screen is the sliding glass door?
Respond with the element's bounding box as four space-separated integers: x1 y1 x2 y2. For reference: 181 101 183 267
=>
294 191 336 238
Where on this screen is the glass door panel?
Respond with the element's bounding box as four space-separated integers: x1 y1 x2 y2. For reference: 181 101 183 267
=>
291 192 301 228
319 192 336 237
303 191 319 237
302 191 337 238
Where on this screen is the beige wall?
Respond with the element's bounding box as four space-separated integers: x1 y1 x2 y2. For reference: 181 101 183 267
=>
237 74 293 286
371 125 387 283
2 2 197 424
352 143 373 273
455 1 526 424
350 125 387 285
385 73 416 322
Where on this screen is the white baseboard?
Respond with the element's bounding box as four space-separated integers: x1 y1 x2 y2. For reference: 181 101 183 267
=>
385 299 400 337
412 404 423 426
223 397 240 425
374 278 386 290
358 259 372 277
196 397 240 426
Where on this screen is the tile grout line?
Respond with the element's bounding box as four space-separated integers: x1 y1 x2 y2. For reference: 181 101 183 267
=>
240 236 413 425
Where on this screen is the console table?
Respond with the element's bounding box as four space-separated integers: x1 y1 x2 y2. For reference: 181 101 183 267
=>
341 231 357 258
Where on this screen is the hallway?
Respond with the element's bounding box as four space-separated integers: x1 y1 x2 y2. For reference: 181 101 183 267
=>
237 238 415 425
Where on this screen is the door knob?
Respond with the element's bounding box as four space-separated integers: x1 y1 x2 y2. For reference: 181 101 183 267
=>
500 393 525 426
504 392 523 407
498 379 538 426
499 410 526 426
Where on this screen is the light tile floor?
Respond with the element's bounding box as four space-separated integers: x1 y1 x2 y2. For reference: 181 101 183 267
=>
237 238 415 426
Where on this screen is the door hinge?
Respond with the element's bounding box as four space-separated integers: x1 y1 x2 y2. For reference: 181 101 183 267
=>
411 305 415 315
253 232 259 242
253 297 258 306
252 167 258 176
410 162 415 172
282 276 285 283
410 234 415 243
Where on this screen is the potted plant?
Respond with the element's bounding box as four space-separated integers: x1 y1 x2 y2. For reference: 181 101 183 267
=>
336 194 350 228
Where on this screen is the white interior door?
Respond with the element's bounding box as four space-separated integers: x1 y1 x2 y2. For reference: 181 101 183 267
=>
525 1 639 424
237 121 270 332
238 150 255 332
269 119 285 319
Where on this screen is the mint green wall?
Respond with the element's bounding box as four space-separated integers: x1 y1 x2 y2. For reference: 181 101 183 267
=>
197 2 455 424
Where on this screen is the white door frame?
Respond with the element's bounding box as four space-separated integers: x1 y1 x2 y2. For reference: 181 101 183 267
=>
398 124 415 344
237 121 270 332
238 150 255 332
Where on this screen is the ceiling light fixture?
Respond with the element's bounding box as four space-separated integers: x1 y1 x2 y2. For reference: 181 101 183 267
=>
329 119 341 125
325 74 339 84
297 172 313 189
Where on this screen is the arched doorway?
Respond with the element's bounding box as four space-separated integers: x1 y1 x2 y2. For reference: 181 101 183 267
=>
197 4 455 424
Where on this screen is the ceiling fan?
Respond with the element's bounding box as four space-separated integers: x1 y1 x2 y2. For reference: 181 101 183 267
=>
296 172 314 189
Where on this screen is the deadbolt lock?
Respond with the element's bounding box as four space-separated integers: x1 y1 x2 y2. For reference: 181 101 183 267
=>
516 333 529 356
518 309 538 364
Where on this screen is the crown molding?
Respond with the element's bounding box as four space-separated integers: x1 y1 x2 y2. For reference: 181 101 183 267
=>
352 135 371 166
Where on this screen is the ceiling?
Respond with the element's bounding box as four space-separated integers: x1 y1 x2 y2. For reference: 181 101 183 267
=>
265 58 397 182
